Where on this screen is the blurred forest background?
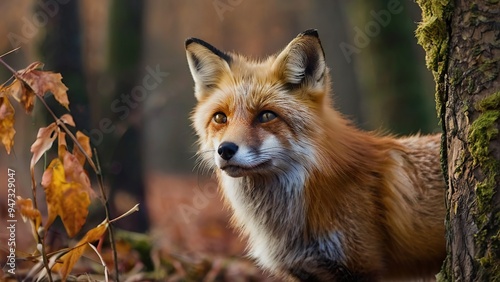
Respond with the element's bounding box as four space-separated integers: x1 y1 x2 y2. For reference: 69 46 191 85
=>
0 0 439 280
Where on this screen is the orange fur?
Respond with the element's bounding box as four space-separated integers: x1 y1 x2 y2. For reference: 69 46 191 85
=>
186 30 446 281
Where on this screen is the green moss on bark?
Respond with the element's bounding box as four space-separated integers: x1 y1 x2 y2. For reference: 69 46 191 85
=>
414 2 454 281
417 1 500 280
468 91 500 281
415 0 453 117
415 0 454 190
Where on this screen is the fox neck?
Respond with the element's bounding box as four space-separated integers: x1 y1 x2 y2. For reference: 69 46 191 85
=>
218 111 398 238
303 110 400 236
219 164 307 236
218 164 310 267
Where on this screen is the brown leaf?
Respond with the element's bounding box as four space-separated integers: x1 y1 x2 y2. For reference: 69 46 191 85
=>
73 131 92 166
63 151 94 197
58 129 94 196
17 62 70 110
57 114 76 159
1 79 35 113
53 221 108 280
58 130 67 160
30 122 58 171
59 113 75 127
41 158 90 237
0 95 16 154
18 62 45 74
16 196 42 236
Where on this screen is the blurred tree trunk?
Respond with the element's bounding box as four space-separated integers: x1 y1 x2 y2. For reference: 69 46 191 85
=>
37 1 89 130
307 1 364 126
416 0 500 280
348 0 436 134
35 0 89 247
106 0 149 233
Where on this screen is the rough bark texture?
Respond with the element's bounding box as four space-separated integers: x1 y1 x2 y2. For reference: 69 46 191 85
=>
416 0 500 281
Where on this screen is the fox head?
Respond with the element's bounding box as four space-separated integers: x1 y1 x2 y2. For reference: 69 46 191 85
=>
186 29 332 178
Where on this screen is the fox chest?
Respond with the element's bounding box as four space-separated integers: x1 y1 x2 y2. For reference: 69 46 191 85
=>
219 175 349 279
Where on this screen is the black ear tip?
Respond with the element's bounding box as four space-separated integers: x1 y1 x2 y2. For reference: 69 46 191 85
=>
184 37 232 64
185 37 200 48
299 29 319 38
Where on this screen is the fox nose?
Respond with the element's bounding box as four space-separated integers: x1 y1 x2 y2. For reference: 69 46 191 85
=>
218 142 238 160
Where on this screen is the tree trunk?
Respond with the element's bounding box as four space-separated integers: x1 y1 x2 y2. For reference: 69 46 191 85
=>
37 1 89 130
106 0 149 233
416 0 500 280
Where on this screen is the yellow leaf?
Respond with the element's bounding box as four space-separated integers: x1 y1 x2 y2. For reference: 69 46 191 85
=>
30 122 58 171
41 158 64 230
17 62 70 110
61 183 91 237
73 131 92 166
82 221 108 243
0 95 16 154
41 158 90 237
53 221 108 280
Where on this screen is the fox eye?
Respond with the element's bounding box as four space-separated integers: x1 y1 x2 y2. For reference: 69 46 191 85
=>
258 111 277 123
213 112 227 124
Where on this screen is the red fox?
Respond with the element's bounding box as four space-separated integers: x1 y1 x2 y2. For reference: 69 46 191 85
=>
185 29 446 281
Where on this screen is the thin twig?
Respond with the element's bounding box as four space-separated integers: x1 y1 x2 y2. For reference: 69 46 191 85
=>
94 149 120 282
88 243 109 282
0 57 18 75
109 204 140 223
0 47 21 58
37 235 54 282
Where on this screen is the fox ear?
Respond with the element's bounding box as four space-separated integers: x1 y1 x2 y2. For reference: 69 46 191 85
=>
273 29 326 88
185 38 231 100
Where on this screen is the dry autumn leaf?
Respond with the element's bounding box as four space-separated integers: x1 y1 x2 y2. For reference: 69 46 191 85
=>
73 131 92 166
16 196 42 239
18 61 44 74
58 113 75 127
53 221 108 280
2 79 35 113
17 62 70 110
30 122 58 171
0 94 16 154
30 114 76 171
58 130 94 197
41 158 90 237
63 151 94 197
58 130 67 159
